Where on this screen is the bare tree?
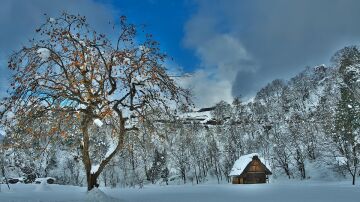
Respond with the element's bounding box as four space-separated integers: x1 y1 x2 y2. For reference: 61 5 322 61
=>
1 13 190 190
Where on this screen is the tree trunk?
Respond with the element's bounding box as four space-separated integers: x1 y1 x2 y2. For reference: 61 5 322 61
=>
82 108 126 191
194 166 199 184
351 165 356 185
87 173 99 191
103 171 107 187
81 115 93 191
181 167 186 184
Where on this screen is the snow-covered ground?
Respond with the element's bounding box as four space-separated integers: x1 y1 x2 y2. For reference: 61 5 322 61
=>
0 181 359 202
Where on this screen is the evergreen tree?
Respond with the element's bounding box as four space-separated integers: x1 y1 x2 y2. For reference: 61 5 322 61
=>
333 87 360 185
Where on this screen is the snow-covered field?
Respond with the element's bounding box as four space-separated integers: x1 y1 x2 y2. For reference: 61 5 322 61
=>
0 181 359 202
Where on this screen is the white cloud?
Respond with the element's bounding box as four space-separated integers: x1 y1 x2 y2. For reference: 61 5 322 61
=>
180 33 250 107
182 1 258 107
167 60 233 107
183 0 360 99
196 34 256 81
178 69 233 108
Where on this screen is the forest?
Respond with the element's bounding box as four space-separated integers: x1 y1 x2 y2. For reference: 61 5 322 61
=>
0 13 360 190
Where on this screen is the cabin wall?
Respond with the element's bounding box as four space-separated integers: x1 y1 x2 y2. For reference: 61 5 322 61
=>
244 173 266 184
231 177 244 184
232 174 266 184
231 159 270 184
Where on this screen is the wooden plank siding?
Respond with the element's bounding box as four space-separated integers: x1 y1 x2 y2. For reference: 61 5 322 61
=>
231 156 272 184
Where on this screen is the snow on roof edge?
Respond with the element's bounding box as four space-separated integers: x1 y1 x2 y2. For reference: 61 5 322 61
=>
229 153 271 176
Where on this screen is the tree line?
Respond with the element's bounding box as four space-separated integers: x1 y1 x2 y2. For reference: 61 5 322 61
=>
0 13 360 189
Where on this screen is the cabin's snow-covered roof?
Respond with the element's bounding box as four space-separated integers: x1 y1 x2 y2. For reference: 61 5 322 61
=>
176 107 214 124
178 110 212 123
229 153 269 176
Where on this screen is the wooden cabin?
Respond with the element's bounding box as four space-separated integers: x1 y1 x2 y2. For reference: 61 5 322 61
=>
229 153 272 184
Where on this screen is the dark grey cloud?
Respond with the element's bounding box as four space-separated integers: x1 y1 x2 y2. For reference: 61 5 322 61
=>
184 0 360 101
0 0 117 97
232 71 261 98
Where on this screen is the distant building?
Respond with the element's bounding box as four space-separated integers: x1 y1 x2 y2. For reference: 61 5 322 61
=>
178 107 220 125
229 153 272 184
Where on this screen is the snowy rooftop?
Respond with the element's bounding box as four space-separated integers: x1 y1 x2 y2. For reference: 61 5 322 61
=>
177 107 218 124
179 111 211 122
229 153 269 176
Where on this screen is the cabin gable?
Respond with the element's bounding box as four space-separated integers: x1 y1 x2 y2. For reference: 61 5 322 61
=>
230 154 272 184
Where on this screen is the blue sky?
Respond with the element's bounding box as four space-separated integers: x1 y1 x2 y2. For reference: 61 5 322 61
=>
103 0 199 71
1 0 360 107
